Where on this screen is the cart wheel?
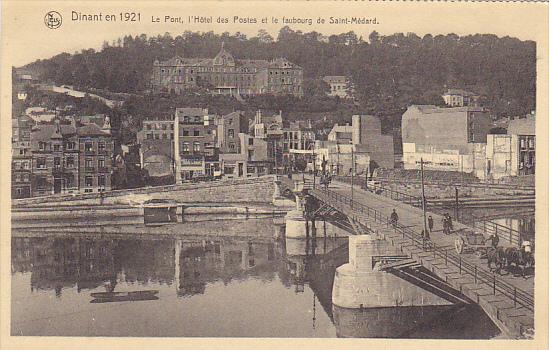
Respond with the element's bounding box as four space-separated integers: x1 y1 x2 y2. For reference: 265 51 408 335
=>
455 238 464 254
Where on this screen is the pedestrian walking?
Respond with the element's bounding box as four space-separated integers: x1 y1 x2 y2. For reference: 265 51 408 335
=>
428 215 434 233
486 232 499 248
442 214 449 235
447 214 454 231
390 209 399 228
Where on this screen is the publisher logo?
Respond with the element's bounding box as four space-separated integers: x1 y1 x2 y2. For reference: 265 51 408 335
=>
44 11 62 29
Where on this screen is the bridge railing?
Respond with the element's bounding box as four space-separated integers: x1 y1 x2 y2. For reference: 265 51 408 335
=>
332 176 524 247
471 220 523 247
309 187 534 312
333 176 423 207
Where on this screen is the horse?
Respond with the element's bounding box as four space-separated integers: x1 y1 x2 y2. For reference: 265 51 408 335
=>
486 247 506 274
505 247 535 278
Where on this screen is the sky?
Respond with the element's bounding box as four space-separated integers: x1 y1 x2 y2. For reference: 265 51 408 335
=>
2 1 547 67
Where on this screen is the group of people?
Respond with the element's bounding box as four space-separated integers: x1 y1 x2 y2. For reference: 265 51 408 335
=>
442 213 454 235
320 173 332 189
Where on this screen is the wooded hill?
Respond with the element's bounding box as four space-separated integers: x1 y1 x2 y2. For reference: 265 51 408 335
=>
20 28 535 145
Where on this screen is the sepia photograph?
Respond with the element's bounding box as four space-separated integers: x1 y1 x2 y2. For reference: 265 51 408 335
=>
1 1 548 348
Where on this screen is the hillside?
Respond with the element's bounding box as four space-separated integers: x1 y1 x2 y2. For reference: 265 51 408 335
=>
22 28 535 119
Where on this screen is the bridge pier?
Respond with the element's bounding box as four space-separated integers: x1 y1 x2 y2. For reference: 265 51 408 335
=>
332 235 453 309
284 194 308 239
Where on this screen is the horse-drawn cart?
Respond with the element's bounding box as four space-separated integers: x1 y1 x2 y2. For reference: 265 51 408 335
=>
454 229 489 257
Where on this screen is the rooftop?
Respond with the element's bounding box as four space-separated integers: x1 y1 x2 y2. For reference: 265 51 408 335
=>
443 89 479 97
323 76 347 83
408 105 486 114
156 44 301 70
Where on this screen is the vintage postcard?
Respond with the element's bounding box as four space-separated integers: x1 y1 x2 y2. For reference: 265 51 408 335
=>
1 1 548 349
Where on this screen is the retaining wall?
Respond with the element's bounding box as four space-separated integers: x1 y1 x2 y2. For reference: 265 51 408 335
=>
12 176 276 208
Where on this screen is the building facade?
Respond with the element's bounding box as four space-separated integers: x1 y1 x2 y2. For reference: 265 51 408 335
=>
152 43 303 97
29 119 114 197
485 115 535 180
217 111 248 154
136 117 175 179
322 76 352 98
12 115 33 198
442 89 481 107
327 123 353 144
174 108 218 181
352 115 394 170
401 105 491 179
219 133 271 179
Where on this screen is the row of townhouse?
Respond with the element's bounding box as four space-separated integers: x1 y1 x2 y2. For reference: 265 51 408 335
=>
11 115 114 198
136 109 317 182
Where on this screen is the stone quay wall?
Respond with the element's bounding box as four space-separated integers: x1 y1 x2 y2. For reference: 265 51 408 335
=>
12 176 277 208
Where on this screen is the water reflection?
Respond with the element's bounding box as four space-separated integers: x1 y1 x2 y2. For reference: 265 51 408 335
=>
11 218 500 338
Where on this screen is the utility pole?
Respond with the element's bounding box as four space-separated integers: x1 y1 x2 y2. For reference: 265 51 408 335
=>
454 186 459 221
313 145 316 189
420 158 428 237
336 143 340 176
351 147 354 208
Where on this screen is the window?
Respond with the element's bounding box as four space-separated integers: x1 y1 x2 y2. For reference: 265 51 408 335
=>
22 161 29 169
23 173 30 182
15 174 21 182
170 133 174 139
193 130 200 136
229 143 235 151
66 142 74 150
85 176 93 187
248 150 254 159
248 138 254 146
98 141 106 153
39 142 45 151
85 158 93 169
228 129 234 138
182 129 189 136
98 175 106 187
85 142 93 152
53 144 60 151
65 174 74 188
228 118 233 125
162 134 168 139
193 142 200 152
224 166 234 175
182 142 190 153
37 158 46 169
529 138 535 149
520 139 526 149
98 158 105 169
66 156 75 168
54 157 61 169
147 133 153 140
36 177 47 189
154 133 160 140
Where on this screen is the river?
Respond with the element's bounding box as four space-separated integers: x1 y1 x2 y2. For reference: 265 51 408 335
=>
11 217 501 338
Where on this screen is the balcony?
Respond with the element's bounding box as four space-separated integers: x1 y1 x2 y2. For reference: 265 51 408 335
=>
97 167 110 173
85 167 95 172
